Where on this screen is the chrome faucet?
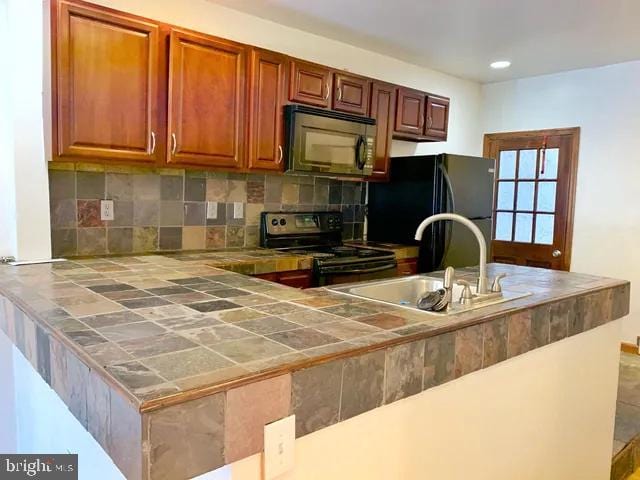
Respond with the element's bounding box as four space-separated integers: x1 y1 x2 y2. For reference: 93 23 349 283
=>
414 213 489 294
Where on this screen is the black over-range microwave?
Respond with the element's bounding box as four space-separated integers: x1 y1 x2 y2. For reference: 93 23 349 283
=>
284 105 376 177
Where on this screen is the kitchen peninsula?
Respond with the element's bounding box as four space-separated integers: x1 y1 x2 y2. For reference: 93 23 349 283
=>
0 250 629 480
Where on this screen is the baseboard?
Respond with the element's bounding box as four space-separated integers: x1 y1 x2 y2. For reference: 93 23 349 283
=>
621 343 639 355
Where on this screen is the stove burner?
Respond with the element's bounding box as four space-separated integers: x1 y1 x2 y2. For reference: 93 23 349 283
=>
356 249 381 258
331 246 358 257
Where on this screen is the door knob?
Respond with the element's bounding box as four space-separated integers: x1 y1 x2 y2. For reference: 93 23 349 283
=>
552 250 562 258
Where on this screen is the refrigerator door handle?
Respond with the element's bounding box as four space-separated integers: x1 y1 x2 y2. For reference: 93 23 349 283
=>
438 161 456 268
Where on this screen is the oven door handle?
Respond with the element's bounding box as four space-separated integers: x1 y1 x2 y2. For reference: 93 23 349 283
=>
320 263 397 275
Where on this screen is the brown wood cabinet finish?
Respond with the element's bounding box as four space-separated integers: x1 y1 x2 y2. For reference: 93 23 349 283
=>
53 1 161 163
332 73 370 115
247 49 287 171
425 95 449 140
396 258 418 276
52 1 453 172
167 30 246 168
288 59 332 108
254 270 313 289
394 87 425 136
368 82 396 180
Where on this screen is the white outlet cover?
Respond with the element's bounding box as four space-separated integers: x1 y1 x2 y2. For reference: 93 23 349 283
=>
206 201 218 220
100 200 114 221
263 415 295 480
233 202 244 219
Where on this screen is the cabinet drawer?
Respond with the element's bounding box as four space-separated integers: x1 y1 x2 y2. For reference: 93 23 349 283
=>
397 258 418 276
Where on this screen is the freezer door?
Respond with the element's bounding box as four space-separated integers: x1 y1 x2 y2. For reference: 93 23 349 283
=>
441 218 492 268
443 154 496 218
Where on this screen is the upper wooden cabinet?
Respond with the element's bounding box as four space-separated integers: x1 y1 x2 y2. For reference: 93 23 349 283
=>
167 30 246 168
394 88 450 142
368 82 396 180
425 95 450 141
51 1 452 172
333 73 370 115
394 87 425 136
53 1 161 163
288 59 332 108
247 49 287 171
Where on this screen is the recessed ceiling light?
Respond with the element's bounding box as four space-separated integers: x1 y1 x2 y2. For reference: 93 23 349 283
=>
490 60 511 69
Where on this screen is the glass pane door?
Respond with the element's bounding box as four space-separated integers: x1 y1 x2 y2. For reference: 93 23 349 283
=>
494 148 559 245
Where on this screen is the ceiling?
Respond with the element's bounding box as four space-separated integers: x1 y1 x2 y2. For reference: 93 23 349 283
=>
209 0 640 83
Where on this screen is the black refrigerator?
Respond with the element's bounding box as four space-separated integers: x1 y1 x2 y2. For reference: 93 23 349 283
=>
367 154 496 273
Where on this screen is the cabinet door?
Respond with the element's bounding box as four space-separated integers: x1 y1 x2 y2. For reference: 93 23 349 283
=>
247 49 287 171
288 59 332 108
394 87 425 136
425 95 450 141
277 270 313 289
54 1 161 163
333 73 370 115
368 82 396 180
167 30 246 168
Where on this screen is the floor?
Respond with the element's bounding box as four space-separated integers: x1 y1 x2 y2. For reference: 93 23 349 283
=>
615 353 640 457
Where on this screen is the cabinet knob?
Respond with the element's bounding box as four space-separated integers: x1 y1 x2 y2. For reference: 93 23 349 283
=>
324 83 330 101
337 86 342 102
171 133 177 155
277 145 283 163
150 131 156 154
552 250 562 258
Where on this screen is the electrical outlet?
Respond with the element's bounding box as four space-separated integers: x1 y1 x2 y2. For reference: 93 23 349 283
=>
233 202 244 219
263 415 295 479
100 200 114 221
206 201 218 220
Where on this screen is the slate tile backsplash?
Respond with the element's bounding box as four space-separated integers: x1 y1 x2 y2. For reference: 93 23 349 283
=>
49 166 367 257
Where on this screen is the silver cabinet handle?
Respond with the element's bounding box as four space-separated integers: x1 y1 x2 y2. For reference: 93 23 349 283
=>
150 131 156 154
324 83 330 101
427 116 433 130
277 145 283 163
552 250 562 258
337 86 342 102
171 133 177 155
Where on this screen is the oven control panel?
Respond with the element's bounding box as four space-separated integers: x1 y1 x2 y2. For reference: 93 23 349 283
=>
262 212 343 237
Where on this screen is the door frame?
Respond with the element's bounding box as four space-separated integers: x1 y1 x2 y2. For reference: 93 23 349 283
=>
483 127 580 271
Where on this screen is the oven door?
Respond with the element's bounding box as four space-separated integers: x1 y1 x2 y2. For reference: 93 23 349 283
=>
316 260 397 286
285 105 376 177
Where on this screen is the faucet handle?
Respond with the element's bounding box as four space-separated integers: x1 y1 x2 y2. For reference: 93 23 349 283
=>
491 273 507 293
456 279 474 305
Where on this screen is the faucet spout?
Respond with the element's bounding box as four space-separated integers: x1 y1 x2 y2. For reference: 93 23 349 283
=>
414 213 489 294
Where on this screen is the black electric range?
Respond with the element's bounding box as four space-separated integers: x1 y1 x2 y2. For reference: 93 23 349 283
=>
260 211 397 286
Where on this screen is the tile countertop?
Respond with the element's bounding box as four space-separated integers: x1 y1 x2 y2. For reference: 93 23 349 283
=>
0 248 631 479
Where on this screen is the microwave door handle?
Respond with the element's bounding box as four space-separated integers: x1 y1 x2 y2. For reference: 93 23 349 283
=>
355 135 366 170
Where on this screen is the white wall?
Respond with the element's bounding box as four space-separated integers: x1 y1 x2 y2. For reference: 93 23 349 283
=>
0 331 125 479
482 61 640 342
231 321 621 480
0 0 52 261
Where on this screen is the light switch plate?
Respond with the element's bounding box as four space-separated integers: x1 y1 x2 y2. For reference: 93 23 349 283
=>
233 202 244 219
263 415 295 480
206 201 218 220
100 200 114 221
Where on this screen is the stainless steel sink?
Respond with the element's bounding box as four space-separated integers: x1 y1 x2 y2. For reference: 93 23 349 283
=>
329 274 531 315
